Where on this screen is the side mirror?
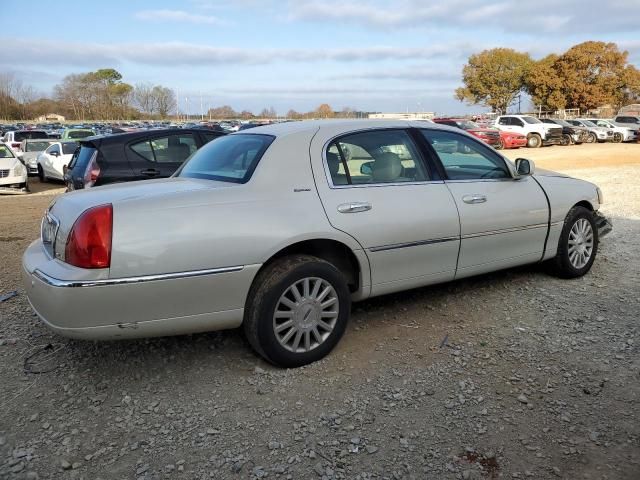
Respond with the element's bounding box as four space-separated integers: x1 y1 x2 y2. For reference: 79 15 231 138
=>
50 151 59 157
360 161 373 176
515 158 534 177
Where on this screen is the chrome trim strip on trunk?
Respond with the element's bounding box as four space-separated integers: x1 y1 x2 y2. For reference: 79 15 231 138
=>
462 223 548 239
32 266 245 288
369 236 458 253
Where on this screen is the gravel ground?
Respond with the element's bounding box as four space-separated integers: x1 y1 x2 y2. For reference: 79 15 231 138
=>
1 143 639 479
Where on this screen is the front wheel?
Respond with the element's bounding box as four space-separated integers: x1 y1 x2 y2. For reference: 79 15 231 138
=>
244 255 351 367
586 132 597 143
561 133 572 146
613 132 623 143
495 139 504 150
37 164 47 183
527 134 542 148
547 206 598 279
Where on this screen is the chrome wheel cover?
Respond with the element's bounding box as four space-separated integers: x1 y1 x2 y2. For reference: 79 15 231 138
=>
568 218 594 269
273 277 339 353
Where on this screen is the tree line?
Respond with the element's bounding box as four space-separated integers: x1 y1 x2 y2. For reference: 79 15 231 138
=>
0 69 176 121
455 41 640 114
206 103 358 120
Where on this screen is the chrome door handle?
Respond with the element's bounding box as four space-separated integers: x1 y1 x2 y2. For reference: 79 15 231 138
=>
337 202 372 213
462 194 486 204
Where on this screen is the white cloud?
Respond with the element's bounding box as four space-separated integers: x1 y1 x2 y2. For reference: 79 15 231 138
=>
134 9 228 25
287 0 640 34
0 38 475 67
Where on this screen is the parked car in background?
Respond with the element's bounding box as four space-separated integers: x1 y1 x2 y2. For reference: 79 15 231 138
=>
540 118 588 145
432 118 501 147
17 139 55 175
238 123 260 131
1 130 49 152
0 142 28 193
64 128 225 190
24 120 611 367
566 120 613 143
494 115 563 148
583 119 637 143
36 141 79 182
612 115 640 132
497 130 527 149
61 128 96 140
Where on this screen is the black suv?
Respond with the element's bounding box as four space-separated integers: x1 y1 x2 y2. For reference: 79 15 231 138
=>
64 128 225 190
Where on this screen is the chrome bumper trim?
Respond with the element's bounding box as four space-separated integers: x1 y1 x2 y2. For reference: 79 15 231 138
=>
32 265 245 288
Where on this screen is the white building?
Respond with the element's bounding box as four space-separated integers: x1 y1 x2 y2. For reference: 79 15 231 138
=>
368 112 435 120
35 113 65 122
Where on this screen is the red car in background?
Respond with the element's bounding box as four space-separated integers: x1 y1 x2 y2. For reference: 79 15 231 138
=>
432 118 501 147
497 130 527 149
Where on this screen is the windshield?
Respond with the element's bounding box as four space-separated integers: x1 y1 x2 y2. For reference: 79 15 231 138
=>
14 131 49 141
67 130 94 139
581 120 597 127
25 141 52 152
179 134 274 183
0 144 15 158
455 120 481 130
592 120 612 127
522 116 542 124
554 119 572 127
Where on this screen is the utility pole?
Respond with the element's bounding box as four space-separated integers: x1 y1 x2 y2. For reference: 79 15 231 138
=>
200 92 204 121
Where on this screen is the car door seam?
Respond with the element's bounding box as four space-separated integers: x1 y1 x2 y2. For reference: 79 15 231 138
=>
532 175 552 262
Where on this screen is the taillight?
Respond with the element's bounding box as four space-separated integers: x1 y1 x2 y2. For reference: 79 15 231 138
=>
83 152 100 188
65 204 112 269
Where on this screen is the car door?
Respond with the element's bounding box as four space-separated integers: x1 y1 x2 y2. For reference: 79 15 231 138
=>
311 127 461 297
420 129 549 279
41 144 60 178
127 133 198 179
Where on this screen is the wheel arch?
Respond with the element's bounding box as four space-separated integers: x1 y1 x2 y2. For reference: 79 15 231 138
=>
573 200 594 211
256 238 369 299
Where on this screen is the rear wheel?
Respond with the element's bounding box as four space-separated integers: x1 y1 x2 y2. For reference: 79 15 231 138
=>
244 254 351 367
527 133 542 148
613 132 623 143
548 206 598 279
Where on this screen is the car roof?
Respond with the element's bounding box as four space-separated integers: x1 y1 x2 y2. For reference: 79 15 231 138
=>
79 128 211 146
232 119 456 138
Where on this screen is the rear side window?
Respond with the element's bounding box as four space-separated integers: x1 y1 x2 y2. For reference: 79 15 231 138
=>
179 134 273 183
130 134 197 163
62 143 78 155
326 129 428 186
68 146 97 172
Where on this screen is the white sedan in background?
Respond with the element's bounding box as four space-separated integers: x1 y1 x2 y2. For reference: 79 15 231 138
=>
0 142 28 193
23 120 612 367
36 141 78 182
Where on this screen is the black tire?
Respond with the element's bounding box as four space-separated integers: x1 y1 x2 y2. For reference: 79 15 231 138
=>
613 132 623 143
21 181 29 193
586 132 597 143
495 139 504 150
561 133 572 146
527 133 541 148
37 164 46 182
547 206 598 279
243 254 351 367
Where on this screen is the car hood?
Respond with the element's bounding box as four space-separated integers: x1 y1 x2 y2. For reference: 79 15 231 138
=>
0 157 19 170
533 168 570 178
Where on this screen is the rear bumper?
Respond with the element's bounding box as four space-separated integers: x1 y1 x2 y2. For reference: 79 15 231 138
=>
594 212 612 238
22 240 259 339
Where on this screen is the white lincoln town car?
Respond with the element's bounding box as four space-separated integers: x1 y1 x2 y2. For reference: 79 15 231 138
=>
23 120 611 367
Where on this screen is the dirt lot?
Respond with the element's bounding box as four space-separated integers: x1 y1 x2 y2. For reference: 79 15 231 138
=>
1 143 639 479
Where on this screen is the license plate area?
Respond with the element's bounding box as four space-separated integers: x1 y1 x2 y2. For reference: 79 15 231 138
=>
41 213 60 259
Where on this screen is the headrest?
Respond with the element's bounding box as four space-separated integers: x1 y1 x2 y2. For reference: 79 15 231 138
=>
326 151 341 175
371 152 402 182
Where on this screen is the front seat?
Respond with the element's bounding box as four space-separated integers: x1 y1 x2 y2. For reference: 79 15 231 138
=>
371 152 403 183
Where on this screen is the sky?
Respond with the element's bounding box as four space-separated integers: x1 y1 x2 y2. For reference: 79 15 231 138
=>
1 0 639 116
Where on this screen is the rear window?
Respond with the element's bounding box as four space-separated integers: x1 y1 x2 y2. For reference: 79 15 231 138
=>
68 146 97 172
14 131 49 141
25 141 52 152
66 130 94 139
178 134 274 183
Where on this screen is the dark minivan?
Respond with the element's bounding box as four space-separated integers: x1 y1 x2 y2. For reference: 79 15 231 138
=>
64 128 225 190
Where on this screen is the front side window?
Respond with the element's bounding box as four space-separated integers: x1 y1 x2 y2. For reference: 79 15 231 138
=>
179 133 274 183
498 117 510 125
47 145 60 155
326 129 428 186
421 130 510 180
